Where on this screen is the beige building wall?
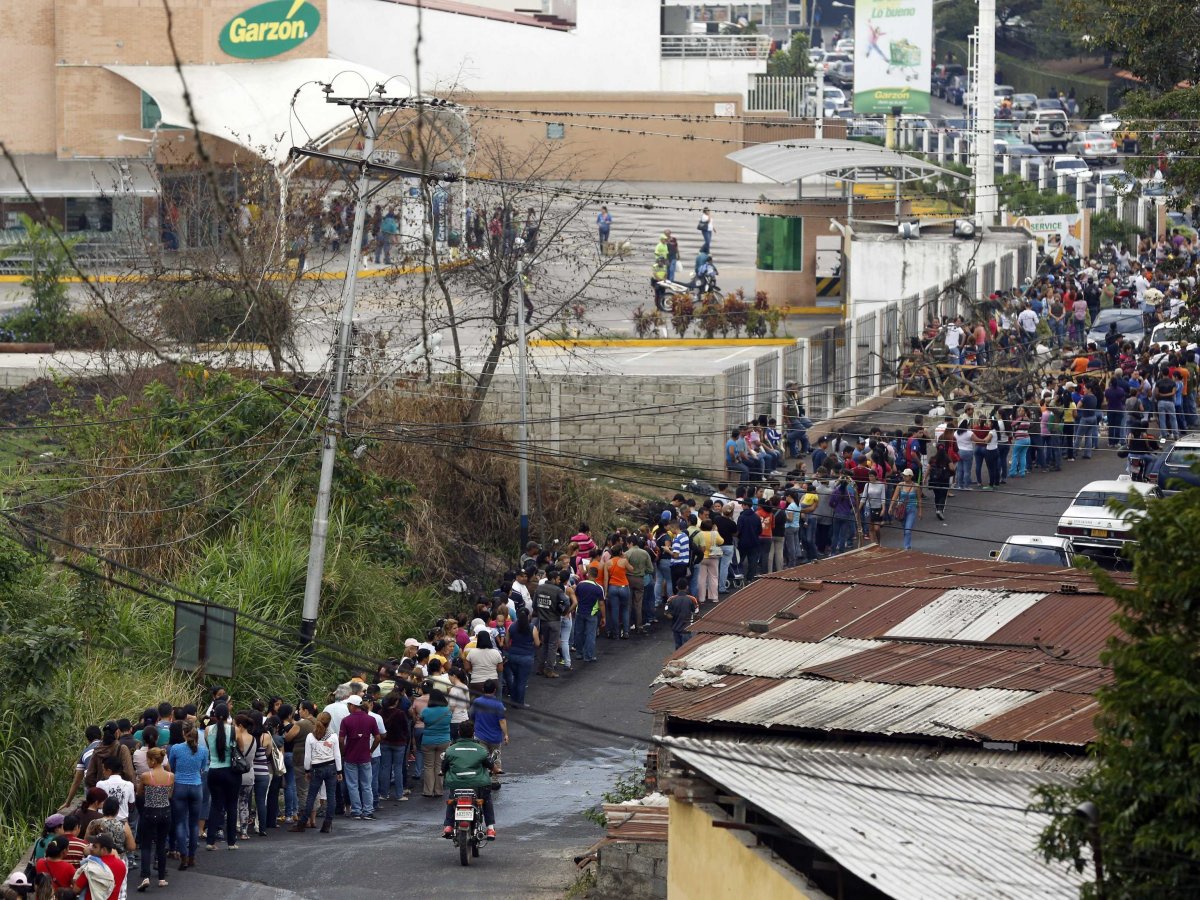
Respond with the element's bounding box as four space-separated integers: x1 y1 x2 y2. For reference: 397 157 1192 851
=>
1 0 328 159
668 799 831 900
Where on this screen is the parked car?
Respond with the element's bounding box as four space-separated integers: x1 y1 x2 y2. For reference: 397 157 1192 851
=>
1012 93 1038 113
1096 113 1121 133
993 140 1040 169
1019 109 1070 151
1065 131 1118 165
823 85 847 107
1056 476 1157 555
1051 155 1090 176
994 84 1015 99
939 116 968 138
1093 168 1135 192
1036 97 1071 115
809 48 827 67
829 61 855 88
822 52 851 74
990 535 1077 566
849 118 886 139
1149 321 1187 352
1152 432 1200 495
931 63 965 98
945 75 970 105
1086 308 1145 347
835 38 855 53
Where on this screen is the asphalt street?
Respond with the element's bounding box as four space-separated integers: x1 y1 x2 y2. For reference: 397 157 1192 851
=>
155 627 677 899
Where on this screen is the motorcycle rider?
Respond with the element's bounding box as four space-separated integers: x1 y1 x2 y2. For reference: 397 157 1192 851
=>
651 255 669 311
692 252 719 300
440 720 498 841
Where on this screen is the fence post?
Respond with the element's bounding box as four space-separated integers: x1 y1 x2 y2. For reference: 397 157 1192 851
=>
1115 190 1124 223
1075 176 1087 213
847 318 858 408
1019 156 1031 183
797 338 809 417
1039 162 1051 192
873 308 885 398
937 131 947 163
1136 197 1147 230
1002 153 1012 176
774 348 785 425
1095 178 1105 212
1056 172 1068 196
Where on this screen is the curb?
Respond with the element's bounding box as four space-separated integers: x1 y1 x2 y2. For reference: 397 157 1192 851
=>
529 338 797 349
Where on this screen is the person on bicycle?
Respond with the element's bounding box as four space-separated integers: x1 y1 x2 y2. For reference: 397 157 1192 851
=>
440 720 498 841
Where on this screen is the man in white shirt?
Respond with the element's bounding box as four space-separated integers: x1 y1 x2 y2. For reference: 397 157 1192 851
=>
508 570 533 617
944 317 965 365
96 757 136 821
1017 304 1040 347
1133 270 1149 305
323 686 355 744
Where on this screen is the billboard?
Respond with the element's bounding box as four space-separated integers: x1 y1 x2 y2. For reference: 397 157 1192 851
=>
1007 213 1085 261
853 0 932 114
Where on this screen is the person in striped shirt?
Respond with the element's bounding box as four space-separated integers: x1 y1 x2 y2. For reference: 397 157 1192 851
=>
668 520 690 590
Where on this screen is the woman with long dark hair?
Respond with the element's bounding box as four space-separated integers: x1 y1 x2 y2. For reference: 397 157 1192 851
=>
203 704 239 851
419 691 452 798
290 711 341 833
136 747 174 891
505 607 540 708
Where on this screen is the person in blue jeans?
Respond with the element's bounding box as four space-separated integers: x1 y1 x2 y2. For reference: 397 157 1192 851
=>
291 712 341 834
338 697 379 818
572 571 604 662
666 581 699 649
167 723 208 868
505 608 539 707
889 468 922 551
379 693 410 801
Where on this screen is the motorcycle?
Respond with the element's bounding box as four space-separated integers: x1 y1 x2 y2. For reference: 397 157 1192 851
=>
449 788 488 866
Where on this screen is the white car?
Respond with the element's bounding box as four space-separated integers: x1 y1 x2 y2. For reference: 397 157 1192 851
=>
1056 476 1157 554
1019 109 1070 151
835 39 855 53
991 535 1077 567
1096 113 1121 133
1150 322 1187 353
1052 155 1090 176
823 85 847 107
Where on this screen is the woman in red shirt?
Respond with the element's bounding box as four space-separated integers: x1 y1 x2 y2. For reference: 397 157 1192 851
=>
35 836 75 890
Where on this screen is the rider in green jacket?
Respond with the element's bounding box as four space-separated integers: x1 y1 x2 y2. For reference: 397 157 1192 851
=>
441 721 499 840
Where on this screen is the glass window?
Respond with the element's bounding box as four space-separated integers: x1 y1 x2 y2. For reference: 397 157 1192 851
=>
788 10 801 24
546 122 565 140
140 91 184 131
757 215 803 271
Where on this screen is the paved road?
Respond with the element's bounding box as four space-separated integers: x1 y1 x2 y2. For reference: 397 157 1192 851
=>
157 627 678 899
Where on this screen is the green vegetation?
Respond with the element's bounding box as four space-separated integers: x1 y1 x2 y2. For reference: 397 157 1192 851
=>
1035 490 1200 897
583 758 651 828
766 39 814 79
0 215 80 343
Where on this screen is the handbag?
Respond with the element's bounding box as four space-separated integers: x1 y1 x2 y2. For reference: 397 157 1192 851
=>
228 736 252 775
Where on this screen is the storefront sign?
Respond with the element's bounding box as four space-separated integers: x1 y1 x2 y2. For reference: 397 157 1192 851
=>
853 0 932 114
1007 213 1084 261
220 0 320 59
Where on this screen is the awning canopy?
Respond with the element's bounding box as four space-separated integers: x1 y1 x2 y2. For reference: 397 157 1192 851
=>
0 155 159 198
669 737 1085 900
728 138 966 184
105 59 393 167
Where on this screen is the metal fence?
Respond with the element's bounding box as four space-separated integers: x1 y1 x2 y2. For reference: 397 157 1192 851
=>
746 75 815 117
783 341 804 391
807 330 832 421
724 362 751 433
754 350 778 420
854 313 874 401
660 34 771 59
902 294 921 352
881 303 901 390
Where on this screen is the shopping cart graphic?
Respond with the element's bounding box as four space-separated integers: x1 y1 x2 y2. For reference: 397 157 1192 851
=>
887 39 921 81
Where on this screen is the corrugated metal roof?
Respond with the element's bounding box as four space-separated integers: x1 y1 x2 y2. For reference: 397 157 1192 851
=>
674 633 882 677
803 644 1111 695
654 550 1122 748
713 678 1035 739
668 738 1085 900
884 589 1047 641
727 139 964 185
975 692 1101 746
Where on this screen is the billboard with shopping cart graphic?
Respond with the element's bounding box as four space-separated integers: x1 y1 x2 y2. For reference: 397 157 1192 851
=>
853 0 932 114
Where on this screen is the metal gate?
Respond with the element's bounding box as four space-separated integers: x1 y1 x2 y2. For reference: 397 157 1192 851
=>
724 362 751 433
754 350 779 421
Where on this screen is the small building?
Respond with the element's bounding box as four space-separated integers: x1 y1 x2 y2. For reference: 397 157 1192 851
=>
653 548 1128 899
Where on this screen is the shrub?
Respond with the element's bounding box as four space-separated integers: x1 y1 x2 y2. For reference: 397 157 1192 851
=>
723 289 749 337
670 295 694 338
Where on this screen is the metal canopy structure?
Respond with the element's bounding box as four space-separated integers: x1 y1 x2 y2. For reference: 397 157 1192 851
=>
728 138 967 185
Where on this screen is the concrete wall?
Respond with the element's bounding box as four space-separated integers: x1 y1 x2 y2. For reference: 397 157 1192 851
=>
849 230 1036 314
479 374 728 476
595 841 667 900
668 799 831 900
463 93 747 182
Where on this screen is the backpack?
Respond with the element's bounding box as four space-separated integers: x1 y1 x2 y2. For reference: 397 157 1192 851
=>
267 735 286 777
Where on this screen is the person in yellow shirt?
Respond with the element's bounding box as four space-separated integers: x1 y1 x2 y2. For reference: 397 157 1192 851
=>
694 520 724 604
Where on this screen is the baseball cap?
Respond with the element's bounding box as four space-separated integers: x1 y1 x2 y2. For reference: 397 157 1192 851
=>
345 695 363 706
43 813 64 830
404 638 419 649
902 468 914 477
660 510 672 522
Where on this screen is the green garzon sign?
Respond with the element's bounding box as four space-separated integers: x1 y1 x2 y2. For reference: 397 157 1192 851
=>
219 0 321 59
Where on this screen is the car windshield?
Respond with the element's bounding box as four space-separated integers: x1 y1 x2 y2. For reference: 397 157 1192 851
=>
1072 490 1131 507
1152 326 1181 342
998 545 1068 565
1164 446 1200 467
1057 159 1087 169
1094 312 1142 332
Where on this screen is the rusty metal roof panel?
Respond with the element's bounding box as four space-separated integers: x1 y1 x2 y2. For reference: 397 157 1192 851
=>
884 589 1047 641
975 692 1101 745
771 585 947 641
648 675 767 718
673 633 882 678
985 594 1119 666
803 644 1110 695
714 678 1035 739
668 738 1084 900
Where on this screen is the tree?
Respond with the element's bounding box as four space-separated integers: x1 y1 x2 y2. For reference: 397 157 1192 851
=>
767 40 814 78
1061 0 1200 92
1034 489 1200 898
0 214 81 342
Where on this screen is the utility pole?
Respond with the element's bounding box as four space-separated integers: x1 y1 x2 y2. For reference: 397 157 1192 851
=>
288 88 464 681
974 0 997 226
298 96 381 678
515 257 530 550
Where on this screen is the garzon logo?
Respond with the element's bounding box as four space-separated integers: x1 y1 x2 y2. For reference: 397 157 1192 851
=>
220 0 321 59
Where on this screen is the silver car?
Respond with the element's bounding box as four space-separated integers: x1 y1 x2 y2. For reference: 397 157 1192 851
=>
1065 131 1118 165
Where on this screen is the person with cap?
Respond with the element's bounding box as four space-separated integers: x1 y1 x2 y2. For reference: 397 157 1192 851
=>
72 833 125 900
889 468 922 550
32 814 65 860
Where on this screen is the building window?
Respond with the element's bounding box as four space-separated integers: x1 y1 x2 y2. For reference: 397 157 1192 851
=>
788 10 802 24
757 215 803 271
546 123 565 140
140 91 184 131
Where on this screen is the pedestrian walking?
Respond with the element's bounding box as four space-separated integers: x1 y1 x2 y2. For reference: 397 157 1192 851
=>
596 206 612 251
698 207 714 254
